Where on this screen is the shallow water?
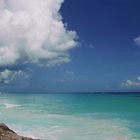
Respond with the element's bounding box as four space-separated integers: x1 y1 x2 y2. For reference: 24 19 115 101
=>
0 93 140 140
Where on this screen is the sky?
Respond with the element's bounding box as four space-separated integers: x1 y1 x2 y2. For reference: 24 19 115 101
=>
0 0 140 92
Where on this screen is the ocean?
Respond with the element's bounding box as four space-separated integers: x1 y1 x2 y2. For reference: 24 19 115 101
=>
0 93 140 140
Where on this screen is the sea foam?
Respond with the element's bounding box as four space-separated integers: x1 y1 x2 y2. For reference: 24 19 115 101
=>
4 103 21 109
7 114 139 140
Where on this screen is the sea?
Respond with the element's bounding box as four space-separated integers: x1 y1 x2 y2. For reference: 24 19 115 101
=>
0 92 140 140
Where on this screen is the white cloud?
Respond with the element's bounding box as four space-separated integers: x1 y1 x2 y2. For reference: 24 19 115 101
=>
89 44 95 49
59 79 65 83
137 76 140 81
0 0 77 67
66 70 75 75
0 69 29 84
134 36 140 46
121 76 140 87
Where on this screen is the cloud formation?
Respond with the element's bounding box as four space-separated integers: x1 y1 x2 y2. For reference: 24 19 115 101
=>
65 70 75 75
134 36 140 46
0 0 77 67
0 69 29 84
121 76 140 87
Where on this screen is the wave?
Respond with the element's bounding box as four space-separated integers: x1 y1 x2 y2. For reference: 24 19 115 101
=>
0 102 21 109
0 98 21 109
3 103 21 109
7 114 140 140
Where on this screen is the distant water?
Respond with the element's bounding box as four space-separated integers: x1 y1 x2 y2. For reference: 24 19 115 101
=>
0 93 140 140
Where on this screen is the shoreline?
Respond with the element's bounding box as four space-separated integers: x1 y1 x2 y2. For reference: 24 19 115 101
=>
0 123 39 140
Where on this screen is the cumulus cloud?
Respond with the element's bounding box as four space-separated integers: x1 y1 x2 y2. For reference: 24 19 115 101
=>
134 36 140 46
0 0 77 67
121 76 140 87
0 69 29 84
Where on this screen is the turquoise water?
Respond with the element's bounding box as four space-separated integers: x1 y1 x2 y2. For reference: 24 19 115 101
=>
0 93 140 140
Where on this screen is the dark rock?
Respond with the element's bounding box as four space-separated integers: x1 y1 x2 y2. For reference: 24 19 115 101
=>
0 123 39 140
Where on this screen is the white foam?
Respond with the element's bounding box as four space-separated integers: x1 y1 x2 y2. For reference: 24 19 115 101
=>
4 103 21 109
7 114 140 140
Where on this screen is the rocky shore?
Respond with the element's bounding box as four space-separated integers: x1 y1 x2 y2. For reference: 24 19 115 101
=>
0 123 38 140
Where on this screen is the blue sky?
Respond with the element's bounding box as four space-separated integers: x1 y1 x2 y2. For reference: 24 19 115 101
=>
0 0 140 92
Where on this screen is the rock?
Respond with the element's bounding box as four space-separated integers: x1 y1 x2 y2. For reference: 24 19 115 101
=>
0 123 39 140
